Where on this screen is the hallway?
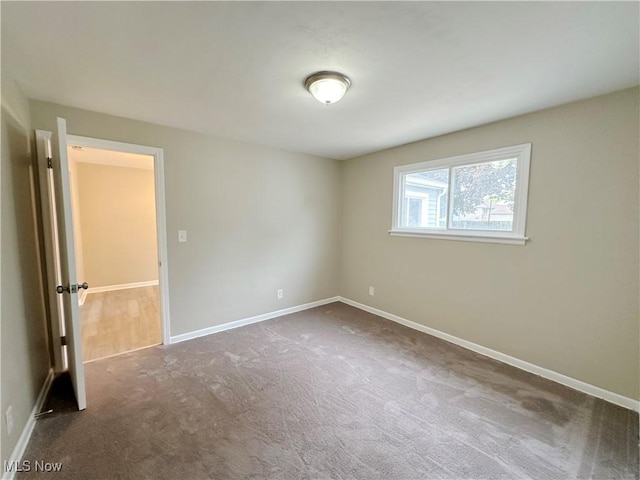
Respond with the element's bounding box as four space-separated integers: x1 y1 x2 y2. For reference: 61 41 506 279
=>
80 286 161 362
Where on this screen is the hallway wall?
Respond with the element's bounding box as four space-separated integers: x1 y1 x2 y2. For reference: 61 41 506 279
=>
74 161 158 288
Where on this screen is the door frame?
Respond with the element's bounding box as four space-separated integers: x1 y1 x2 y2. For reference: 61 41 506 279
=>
35 130 65 372
36 131 171 372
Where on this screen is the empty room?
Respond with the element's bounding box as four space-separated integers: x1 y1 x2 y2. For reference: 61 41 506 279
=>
1 2 638 479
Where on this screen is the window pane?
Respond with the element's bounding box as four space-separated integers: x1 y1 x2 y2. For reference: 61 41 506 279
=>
401 169 449 228
406 197 423 227
450 158 517 231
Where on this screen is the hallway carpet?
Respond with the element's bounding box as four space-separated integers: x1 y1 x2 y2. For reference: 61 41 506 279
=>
20 302 639 479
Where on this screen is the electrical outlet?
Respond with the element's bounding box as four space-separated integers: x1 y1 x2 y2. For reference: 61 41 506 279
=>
277 289 284 300
368 286 375 296
5 406 13 435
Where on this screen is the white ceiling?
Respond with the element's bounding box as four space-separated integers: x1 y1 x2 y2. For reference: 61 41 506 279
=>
68 146 154 170
3 2 638 160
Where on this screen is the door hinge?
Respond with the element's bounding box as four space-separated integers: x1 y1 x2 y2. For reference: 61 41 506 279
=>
47 157 53 169
60 336 67 346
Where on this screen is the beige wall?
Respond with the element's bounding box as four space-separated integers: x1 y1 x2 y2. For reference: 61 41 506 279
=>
75 161 158 288
341 87 639 401
29 100 342 337
1 72 51 463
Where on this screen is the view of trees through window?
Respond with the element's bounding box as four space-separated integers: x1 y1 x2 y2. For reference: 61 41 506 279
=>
451 158 517 231
395 143 530 242
402 158 518 231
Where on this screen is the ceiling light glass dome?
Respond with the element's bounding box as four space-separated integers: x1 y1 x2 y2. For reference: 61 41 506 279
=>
304 71 351 104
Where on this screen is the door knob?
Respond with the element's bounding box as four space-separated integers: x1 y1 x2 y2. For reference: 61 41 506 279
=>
55 283 89 294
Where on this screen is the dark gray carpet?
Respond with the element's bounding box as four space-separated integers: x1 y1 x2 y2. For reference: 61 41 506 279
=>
19 302 639 479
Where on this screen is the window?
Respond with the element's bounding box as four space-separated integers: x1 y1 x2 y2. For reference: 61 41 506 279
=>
391 143 531 245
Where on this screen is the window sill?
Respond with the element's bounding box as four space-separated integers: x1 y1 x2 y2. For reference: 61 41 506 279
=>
388 229 528 245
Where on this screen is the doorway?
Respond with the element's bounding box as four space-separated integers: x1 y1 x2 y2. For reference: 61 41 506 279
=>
68 144 161 361
36 130 171 375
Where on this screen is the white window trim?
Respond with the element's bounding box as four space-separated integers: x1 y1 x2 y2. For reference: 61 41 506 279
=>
390 143 531 245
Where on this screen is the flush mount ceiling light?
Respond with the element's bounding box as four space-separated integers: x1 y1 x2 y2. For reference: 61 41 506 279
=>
304 71 351 105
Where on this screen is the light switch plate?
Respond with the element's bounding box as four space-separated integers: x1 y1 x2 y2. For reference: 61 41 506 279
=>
178 230 187 243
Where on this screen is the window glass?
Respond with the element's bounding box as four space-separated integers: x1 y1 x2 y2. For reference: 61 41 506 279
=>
391 144 531 244
402 169 448 228
450 158 517 231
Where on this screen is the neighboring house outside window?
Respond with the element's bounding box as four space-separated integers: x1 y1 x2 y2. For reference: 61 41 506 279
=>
403 173 448 228
391 143 531 245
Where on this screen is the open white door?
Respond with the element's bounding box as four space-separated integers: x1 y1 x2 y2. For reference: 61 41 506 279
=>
50 117 87 410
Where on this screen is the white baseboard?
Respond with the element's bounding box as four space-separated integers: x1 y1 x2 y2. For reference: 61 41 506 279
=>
170 296 341 344
86 280 159 295
3 369 55 480
78 289 87 306
338 297 639 413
